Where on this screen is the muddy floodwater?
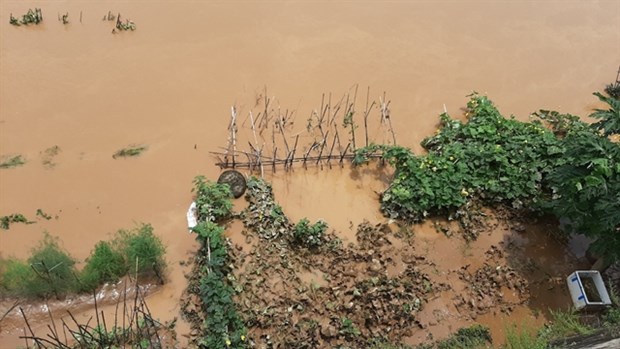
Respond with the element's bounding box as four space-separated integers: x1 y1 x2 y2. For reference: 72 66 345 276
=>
0 0 619 347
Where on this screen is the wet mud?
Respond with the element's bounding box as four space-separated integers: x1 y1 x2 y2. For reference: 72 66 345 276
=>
180 177 586 348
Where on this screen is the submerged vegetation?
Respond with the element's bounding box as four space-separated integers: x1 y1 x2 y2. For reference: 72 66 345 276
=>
0 213 34 230
9 8 42 26
0 154 26 169
113 144 148 158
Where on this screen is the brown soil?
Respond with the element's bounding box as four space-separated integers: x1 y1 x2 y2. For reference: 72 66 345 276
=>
180 182 586 348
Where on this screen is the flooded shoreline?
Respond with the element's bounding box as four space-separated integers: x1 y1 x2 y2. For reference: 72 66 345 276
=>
1 0 619 347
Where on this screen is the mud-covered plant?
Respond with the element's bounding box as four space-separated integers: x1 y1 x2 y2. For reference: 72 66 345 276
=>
293 218 328 249
192 176 233 223
340 317 361 338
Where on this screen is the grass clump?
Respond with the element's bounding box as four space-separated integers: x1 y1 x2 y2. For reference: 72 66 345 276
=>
504 322 548 349
293 218 328 249
436 324 492 349
112 145 147 159
542 308 593 343
1 213 35 230
80 241 127 291
116 223 166 282
0 155 26 169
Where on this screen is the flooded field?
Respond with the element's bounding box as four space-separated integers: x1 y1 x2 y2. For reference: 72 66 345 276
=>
1 0 619 347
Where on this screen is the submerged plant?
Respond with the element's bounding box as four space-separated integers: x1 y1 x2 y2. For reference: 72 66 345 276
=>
10 8 43 26
0 213 34 230
112 145 147 159
0 154 26 169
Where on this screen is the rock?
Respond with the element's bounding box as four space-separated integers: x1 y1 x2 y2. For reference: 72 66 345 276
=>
320 325 339 338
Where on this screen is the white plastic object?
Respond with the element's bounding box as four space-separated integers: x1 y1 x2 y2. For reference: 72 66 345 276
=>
566 270 612 310
186 201 197 231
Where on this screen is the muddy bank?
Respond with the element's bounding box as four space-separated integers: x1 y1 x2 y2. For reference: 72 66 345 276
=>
180 177 586 348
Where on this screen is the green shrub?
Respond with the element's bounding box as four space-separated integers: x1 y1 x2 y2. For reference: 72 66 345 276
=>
80 241 127 291
192 176 233 223
26 234 79 299
293 218 328 249
116 224 166 280
354 93 570 222
0 259 34 297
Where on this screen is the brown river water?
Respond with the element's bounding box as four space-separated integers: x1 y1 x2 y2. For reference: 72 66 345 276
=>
1 0 619 347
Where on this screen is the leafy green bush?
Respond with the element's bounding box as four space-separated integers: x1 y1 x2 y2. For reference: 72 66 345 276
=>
191 221 247 348
543 308 592 341
192 221 227 273
0 259 34 297
80 241 127 291
192 176 233 223
293 218 328 249
116 224 166 280
354 93 579 222
26 234 79 299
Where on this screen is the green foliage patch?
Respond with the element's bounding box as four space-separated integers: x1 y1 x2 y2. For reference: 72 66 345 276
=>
112 145 147 159
193 176 233 223
354 90 620 263
293 218 328 249
355 93 567 222
116 223 166 281
80 240 127 291
435 324 492 349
